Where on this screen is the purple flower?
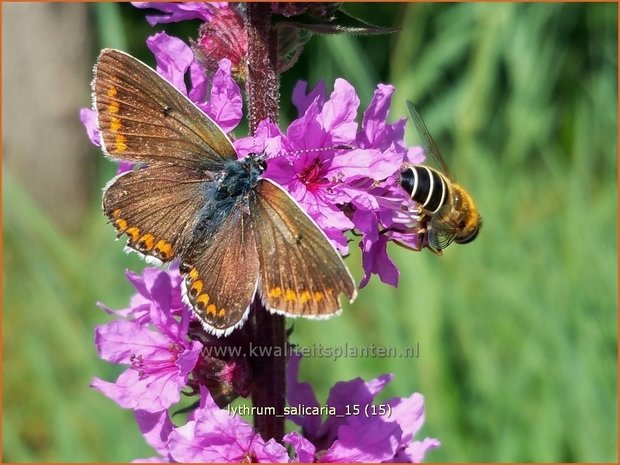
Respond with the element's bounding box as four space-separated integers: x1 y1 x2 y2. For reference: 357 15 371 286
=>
145 32 242 132
167 387 290 463
132 2 228 26
236 80 421 285
285 355 440 462
91 268 202 413
97 267 185 325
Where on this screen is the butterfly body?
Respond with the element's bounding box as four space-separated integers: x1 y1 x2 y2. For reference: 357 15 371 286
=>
193 154 265 240
93 49 356 336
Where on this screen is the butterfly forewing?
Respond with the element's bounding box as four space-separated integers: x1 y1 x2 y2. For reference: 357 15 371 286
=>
94 49 236 168
250 179 356 317
180 204 260 336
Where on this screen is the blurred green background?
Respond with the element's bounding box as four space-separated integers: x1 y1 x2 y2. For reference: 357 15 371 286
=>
2 2 617 462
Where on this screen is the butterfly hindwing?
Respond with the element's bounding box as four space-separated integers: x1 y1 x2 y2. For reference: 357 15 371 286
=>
250 179 357 317
103 164 211 263
181 203 260 336
94 49 236 168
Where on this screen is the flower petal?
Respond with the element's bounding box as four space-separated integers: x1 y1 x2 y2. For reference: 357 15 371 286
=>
320 416 402 463
387 393 425 443
146 32 193 95
394 438 441 463
360 234 400 288
94 319 170 364
80 108 100 146
286 355 322 435
292 80 326 117
284 431 317 463
203 59 243 132
135 409 174 457
133 2 225 26
318 78 359 145
325 148 402 181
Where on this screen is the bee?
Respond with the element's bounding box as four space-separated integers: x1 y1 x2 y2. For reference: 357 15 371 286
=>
399 101 482 254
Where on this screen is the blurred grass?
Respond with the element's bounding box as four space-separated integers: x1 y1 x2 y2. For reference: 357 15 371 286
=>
2 2 617 462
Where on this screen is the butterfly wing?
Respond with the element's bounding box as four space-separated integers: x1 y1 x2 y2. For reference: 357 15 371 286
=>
250 179 357 317
180 202 260 336
103 163 211 262
93 49 236 168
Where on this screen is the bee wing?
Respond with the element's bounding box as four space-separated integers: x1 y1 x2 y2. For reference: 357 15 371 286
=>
427 205 461 250
406 101 452 177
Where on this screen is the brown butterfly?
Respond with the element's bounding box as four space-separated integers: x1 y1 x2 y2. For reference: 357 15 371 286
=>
92 49 357 336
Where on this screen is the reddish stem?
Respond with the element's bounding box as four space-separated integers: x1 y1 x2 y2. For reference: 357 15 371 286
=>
245 3 286 443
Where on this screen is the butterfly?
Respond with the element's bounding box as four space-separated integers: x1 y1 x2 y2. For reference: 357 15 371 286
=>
92 49 357 337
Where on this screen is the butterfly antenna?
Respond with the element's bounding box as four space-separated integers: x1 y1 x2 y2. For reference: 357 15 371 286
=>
278 144 354 158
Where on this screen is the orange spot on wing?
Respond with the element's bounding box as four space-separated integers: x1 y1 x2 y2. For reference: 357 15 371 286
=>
126 227 140 241
191 280 203 295
114 218 128 232
108 100 120 114
114 134 128 153
268 287 282 298
112 209 121 219
218 308 226 317
313 291 324 302
154 240 172 259
285 289 297 302
299 291 312 303
110 117 122 132
189 268 199 281
138 233 155 251
206 304 217 316
196 293 210 306
107 86 118 97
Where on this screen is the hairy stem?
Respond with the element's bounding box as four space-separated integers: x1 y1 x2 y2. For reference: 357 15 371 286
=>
245 3 285 442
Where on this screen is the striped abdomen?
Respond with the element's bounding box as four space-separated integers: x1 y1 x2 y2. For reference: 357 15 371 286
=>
400 166 450 214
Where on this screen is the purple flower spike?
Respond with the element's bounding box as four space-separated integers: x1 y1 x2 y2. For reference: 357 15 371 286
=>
91 268 202 413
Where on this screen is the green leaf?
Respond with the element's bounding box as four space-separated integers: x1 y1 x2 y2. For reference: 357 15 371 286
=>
274 9 399 36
